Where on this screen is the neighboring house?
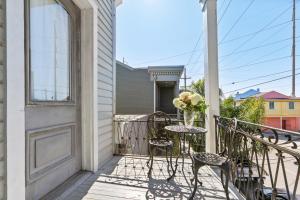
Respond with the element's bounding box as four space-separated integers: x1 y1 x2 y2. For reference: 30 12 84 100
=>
255 91 300 132
116 61 184 116
1 0 121 199
234 88 260 100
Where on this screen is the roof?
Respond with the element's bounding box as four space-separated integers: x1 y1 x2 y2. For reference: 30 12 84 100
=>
256 91 293 100
148 65 184 73
234 89 260 100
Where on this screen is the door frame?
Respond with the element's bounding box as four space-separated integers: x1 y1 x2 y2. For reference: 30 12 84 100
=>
6 0 99 199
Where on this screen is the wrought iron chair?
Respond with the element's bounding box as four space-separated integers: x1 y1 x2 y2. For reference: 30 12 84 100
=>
147 111 174 179
189 117 237 200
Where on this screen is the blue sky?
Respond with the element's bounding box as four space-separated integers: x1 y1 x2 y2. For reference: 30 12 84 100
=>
116 0 300 97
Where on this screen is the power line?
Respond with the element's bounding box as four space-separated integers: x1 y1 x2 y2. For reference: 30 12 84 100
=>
218 0 233 24
222 68 300 86
218 0 227 14
221 55 293 71
186 31 204 67
220 36 299 58
219 20 293 45
219 0 256 43
224 72 300 94
224 4 293 58
132 49 200 66
127 20 295 68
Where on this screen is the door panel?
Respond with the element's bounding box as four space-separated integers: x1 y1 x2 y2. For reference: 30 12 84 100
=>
25 0 81 199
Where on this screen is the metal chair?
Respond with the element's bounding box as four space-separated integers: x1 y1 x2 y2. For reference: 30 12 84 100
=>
189 117 237 200
147 111 174 179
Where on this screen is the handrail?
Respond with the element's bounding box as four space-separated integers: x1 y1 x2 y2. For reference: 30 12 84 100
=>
215 115 300 200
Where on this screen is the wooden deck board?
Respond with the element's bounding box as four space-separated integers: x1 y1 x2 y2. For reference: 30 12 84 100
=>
64 156 243 200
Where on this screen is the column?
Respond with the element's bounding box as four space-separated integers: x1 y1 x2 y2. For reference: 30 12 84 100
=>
153 78 157 113
201 0 220 153
175 80 180 119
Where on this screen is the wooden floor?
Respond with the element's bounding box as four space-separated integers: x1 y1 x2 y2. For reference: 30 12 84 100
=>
64 156 243 200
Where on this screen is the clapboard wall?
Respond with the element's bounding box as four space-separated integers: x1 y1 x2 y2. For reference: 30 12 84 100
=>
97 0 114 167
0 0 5 199
116 62 154 114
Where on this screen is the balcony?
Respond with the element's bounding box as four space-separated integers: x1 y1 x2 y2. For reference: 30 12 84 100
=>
63 115 300 200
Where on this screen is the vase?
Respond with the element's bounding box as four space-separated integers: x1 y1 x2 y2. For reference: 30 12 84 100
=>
184 111 195 127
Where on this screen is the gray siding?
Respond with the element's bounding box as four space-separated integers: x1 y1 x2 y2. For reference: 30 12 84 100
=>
116 63 154 114
0 0 4 199
97 0 114 167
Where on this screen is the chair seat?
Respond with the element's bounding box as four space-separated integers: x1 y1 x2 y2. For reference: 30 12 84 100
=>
193 152 228 166
149 139 173 147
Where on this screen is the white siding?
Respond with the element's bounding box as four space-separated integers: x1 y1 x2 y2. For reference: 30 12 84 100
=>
0 0 4 199
97 0 114 167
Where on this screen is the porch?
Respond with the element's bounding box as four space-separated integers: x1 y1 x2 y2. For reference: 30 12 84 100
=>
64 156 242 200
56 115 300 200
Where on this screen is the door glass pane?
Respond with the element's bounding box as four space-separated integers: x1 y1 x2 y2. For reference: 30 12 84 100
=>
30 0 71 101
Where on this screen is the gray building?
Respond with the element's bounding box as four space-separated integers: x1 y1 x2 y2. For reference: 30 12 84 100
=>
116 61 184 115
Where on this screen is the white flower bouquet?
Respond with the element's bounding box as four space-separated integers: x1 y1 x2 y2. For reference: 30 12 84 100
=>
173 91 207 113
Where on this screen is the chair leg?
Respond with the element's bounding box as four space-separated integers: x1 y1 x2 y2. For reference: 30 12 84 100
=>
189 162 202 200
167 146 175 181
146 143 150 167
220 164 230 200
166 147 170 175
148 146 154 178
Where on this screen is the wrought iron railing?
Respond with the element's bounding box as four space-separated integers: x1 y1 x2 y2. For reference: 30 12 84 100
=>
113 115 204 156
215 116 300 200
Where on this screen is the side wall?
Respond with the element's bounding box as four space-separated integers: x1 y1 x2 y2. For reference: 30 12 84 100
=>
116 64 154 114
0 0 5 198
97 0 114 166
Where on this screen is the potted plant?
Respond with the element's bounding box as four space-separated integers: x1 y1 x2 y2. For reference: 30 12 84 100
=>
173 91 207 127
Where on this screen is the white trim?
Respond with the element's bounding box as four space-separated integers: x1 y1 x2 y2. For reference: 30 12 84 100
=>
6 0 26 199
202 0 219 153
5 1 100 199
113 2 117 115
72 0 99 172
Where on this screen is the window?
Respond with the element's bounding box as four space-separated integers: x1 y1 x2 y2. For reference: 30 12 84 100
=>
289 102 295 109
269 101 275 110
29 0 71 101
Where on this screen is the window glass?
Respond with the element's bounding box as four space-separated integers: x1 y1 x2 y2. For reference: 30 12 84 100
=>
269 101 275 110
30 0 71 101
289 102 295 109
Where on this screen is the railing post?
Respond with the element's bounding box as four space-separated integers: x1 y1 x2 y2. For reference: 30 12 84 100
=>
200 0 220 153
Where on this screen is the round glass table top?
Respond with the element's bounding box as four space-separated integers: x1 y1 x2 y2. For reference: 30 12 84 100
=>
164 125 207 134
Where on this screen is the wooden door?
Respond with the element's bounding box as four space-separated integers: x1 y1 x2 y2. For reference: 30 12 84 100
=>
25 0 81 199
283 120 287 130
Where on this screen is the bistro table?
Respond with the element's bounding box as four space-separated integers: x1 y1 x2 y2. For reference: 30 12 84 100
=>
164 125 207 180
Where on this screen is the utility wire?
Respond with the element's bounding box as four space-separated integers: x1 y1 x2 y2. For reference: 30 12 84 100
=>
219 20 293 45
186 32 203 66
218 0 233 24
218 0 227 14
224 4 293 58
219 0 256 43
129 20 295 67
220 36 299 58
133 49 200 66
221 55 294 71
224 72 300 94
223 68 300 86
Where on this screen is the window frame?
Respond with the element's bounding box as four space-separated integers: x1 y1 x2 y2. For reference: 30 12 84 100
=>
289 101 295 110
269 101 275 110
25 0 79 105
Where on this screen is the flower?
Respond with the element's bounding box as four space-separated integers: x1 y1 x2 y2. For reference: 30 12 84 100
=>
173 98 181 108
179 92 192 101
191 93 202 105
180 102 187 109
173 91 207 112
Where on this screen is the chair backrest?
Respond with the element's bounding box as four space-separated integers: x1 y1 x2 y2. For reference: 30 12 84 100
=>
216 117 238 160
147 111 171 140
